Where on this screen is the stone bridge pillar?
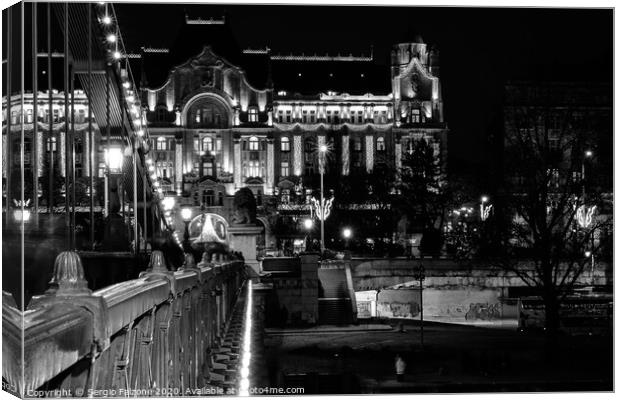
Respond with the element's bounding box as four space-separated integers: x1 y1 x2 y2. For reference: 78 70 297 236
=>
228 224 264 274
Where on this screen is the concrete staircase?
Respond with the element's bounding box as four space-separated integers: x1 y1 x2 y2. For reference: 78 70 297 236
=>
317 266 356 325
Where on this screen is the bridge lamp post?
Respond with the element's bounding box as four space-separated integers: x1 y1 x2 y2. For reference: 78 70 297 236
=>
104 142 124 217
181 207 192 252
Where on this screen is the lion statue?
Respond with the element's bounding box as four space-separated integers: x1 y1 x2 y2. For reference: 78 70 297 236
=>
232 187 257 225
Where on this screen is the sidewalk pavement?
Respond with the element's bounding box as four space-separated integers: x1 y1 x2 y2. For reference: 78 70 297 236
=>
266 324 393 335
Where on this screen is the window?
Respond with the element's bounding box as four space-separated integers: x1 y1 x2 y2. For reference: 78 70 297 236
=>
281 136 290 152
26 109 33 123
326 111 332 124
353 137 362 152
376 137 386 152
249 136 259 151
286 110 292 123
46 137 57 152
78 109 86 123
156 108 166 122
203 161 214 176
203 190 215 207
281 161 290 176
248 108 258 123
411 108 420 123
281 189 290 205
357 110 363 124
53 109 60 123
277 110 284 123
216 138 222 152
156 137 167 151
203 137 214 152
302 110 308 123
248 160 260 177
194 138 201 152
310 110 316 123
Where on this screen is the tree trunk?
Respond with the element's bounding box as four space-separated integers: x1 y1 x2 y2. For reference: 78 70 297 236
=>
543 287 560 363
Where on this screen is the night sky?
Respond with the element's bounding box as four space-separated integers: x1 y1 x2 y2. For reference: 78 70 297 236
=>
5 4 615 181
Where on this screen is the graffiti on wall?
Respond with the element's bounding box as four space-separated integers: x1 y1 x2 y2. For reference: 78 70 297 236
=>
464 302 501 320
377 301 421 318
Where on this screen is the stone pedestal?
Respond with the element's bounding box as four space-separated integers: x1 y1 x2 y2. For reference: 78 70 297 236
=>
228 224 264 274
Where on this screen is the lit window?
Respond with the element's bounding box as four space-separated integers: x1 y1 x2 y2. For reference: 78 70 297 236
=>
26 109 33 123
411 108 420 123
377 137 386 152
156 137 167 151
281 161 289 176
249 136 259 151
281 136 290 152
249 160 260 177
248 108 258 123
203 137 214 152
46 137 57 152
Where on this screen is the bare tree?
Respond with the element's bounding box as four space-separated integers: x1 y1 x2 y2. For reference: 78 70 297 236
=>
498 103 612 336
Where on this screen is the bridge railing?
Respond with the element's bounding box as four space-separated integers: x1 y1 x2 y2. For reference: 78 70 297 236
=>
2 250 246 396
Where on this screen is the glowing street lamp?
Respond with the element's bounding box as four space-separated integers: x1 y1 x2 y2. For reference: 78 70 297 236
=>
303 218 313 230
480 195 493 222
181 207 192 251
343 227 352 239
162 196 176 212
105 144 124 174
581 149 593 201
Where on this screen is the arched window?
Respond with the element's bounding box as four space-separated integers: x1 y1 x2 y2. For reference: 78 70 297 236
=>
203 137 214 152
281 136 290 152
249 136 259 151
186 97 229 129
376 137 386 152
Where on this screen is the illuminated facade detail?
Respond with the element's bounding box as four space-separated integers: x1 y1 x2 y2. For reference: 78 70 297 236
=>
266 139 274 192
233 139 242 188
341 134 350 176
293 135 303 176
365 135 374 173
395 142 402 171
174 139 183 189
59 131 66 177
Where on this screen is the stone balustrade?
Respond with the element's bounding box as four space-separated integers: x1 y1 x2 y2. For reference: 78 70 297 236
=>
2 249 247 397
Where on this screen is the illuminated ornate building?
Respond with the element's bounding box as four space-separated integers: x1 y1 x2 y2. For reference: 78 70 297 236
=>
2 15 448 249
139 37 447 204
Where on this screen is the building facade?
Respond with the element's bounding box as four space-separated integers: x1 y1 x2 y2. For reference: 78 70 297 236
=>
140 39 447 208
2 37 448 250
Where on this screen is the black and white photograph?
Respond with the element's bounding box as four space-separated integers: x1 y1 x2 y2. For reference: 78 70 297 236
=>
1 0 615 397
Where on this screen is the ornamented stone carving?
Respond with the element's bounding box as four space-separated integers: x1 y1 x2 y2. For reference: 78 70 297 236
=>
47 251 91 296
